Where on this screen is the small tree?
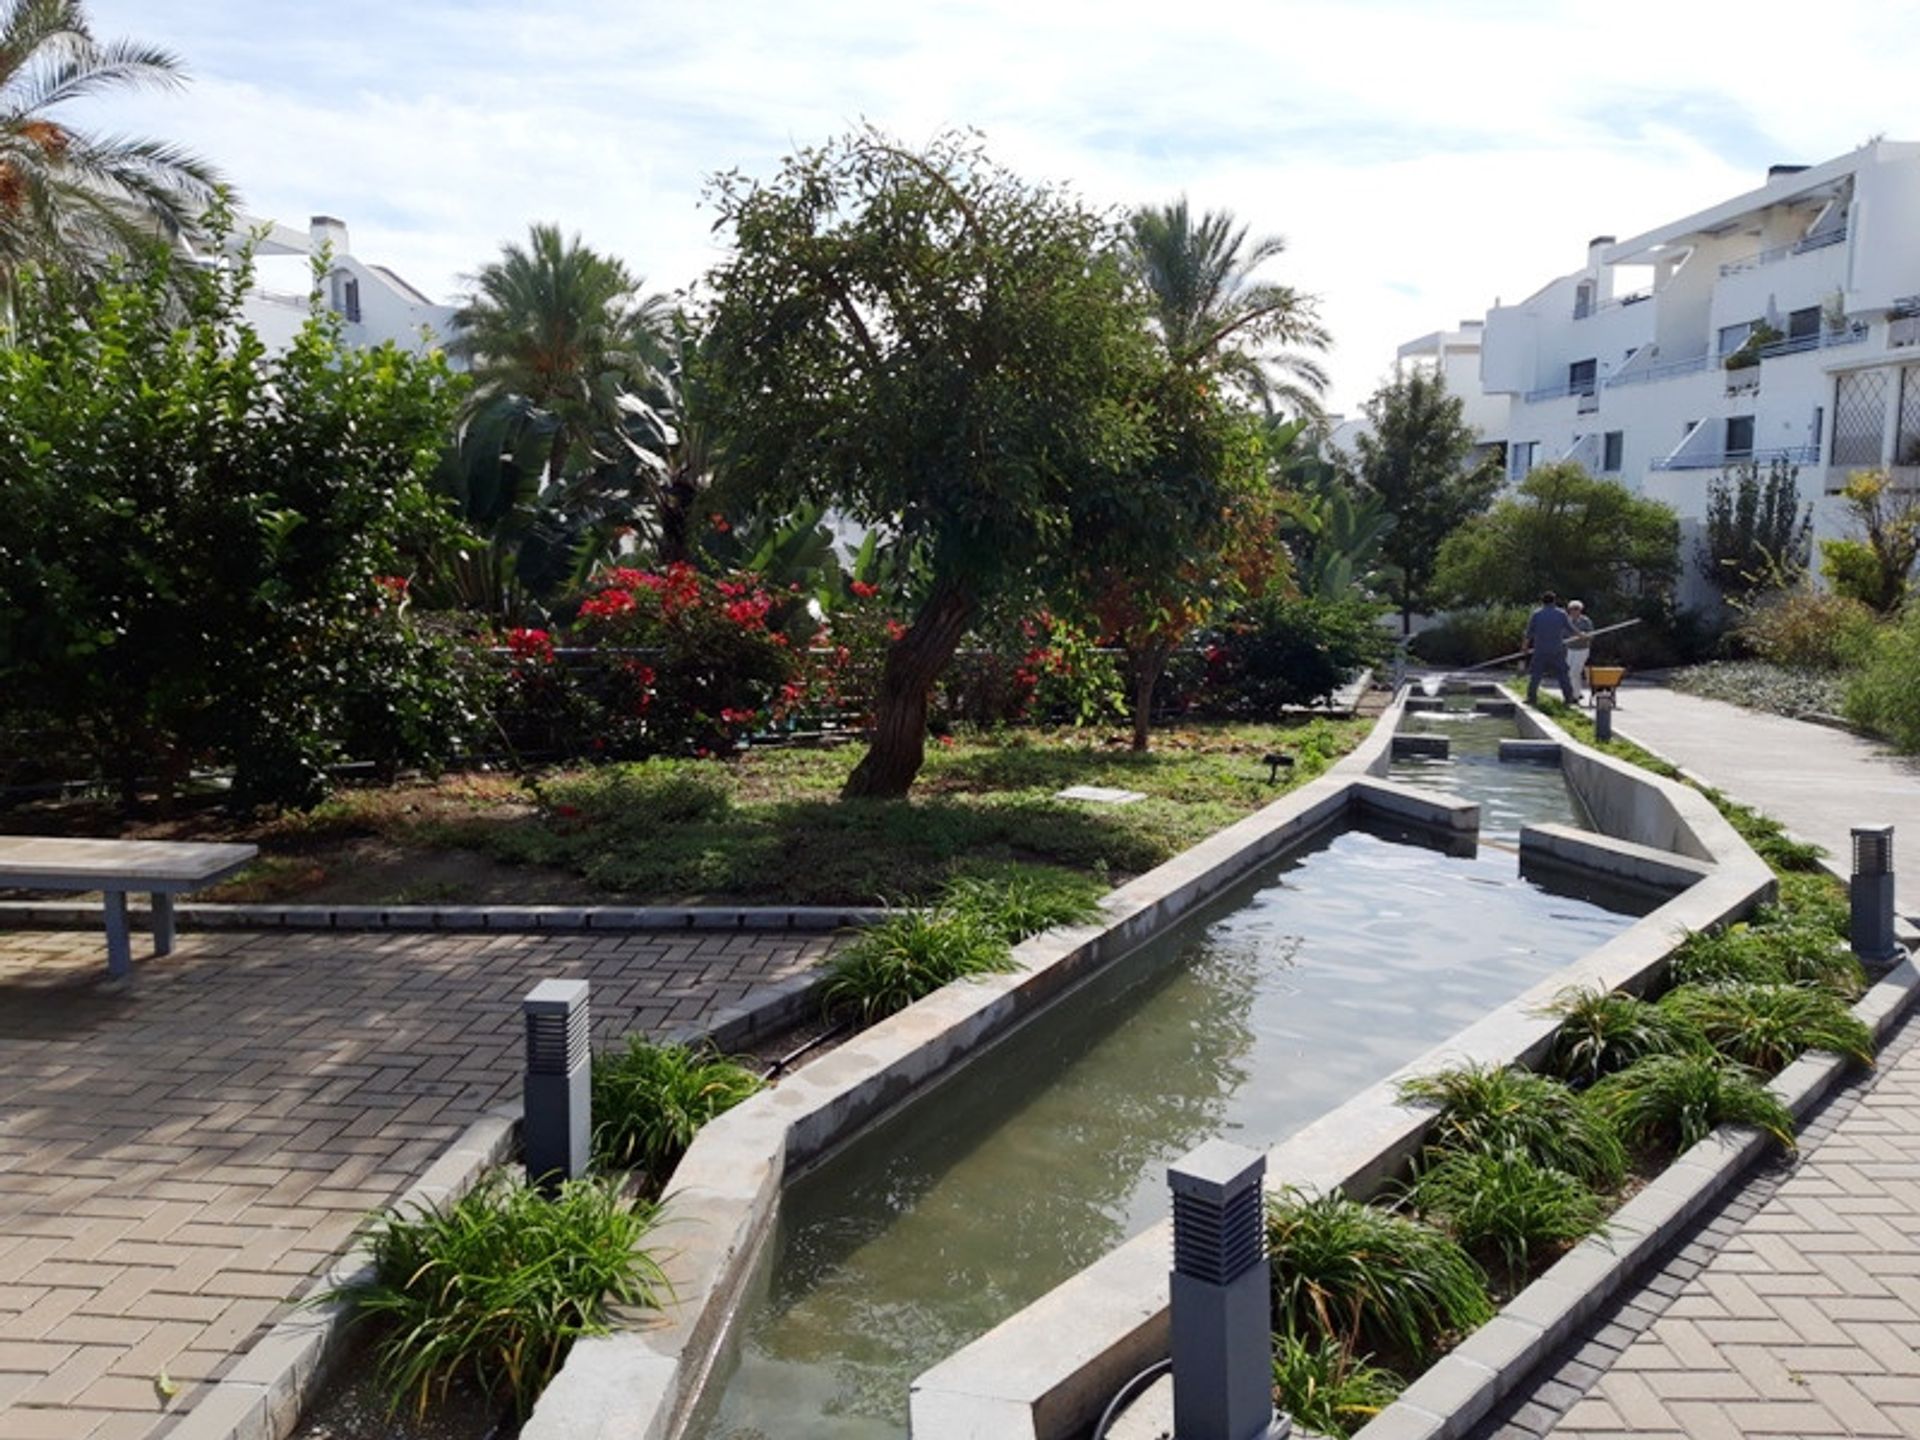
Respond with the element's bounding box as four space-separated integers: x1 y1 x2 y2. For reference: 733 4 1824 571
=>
1345 370 1501 633
1434 463 1681 614
1820 470 1920 613
1698 460 1810 599
0 235 473 809
701 128 1161 797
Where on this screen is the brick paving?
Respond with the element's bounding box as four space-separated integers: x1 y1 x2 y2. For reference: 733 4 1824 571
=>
1476 1005 1920 1440
0 925 833 1440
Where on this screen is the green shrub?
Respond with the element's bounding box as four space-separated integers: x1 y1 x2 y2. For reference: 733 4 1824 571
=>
1737 589 1879 670
1539 987 1702 1086
1203 593 1393 712
1270 1331 1404 1440
1689 917 1865 999
332 1172 668 1418
1845 605 1920 752
939 869 1104 943
820 906 1016 1024
1405 1150 1609 1282
1407 605 1529 667
1397 1064 1625 1189
590 1039 764 1184
539 760 733 829
1769 870 1850 936
1669 660 1848 720
1588 1052 1795 1153
1660 983 1874 1071
1266 1188 1492 1365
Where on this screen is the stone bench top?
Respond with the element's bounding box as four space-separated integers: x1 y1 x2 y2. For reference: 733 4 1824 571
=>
0 836 259 891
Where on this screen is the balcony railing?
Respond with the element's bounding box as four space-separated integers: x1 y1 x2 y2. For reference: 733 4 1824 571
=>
1756 322 1871 359
1573 289 1653 320
1523 379 1599 404
1717 225 1849 277
1604 353 1710 388
1649 444 1819 472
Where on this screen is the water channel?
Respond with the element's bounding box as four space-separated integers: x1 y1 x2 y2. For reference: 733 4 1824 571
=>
688 704 1653 1440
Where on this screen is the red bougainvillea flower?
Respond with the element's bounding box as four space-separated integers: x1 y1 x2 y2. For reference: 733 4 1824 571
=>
849 580 879 599
579 589 637 620
505 627 555 662
885 619 907 641
938 734 956 748
710 513 731 533
374 575 410 601
720 707 757 726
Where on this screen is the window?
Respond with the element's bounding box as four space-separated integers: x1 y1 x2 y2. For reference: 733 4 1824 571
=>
1508 441 1537 481
1725 416 1755 458
343 277 362 324
1573 281 1595 320
1718 321 1755 358
1810 405 1824 462
1788 306 1821 341
1602 431 1624 471
1834 370 1889 466
1568 358 1597 395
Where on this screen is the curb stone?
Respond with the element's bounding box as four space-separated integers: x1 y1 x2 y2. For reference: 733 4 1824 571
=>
0 900 887 934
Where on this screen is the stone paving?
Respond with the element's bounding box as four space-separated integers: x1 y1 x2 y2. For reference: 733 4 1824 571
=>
0 925 833 1440
1614 684 1920 921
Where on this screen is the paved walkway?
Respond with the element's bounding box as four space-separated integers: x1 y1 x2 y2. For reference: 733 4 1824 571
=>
1472 685 1920 1438
1614 684 1920 919
0 925 832 1440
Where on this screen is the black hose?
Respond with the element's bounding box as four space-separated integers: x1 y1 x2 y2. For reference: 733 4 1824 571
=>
1090 1358 1172 1440
762 1018 854 1080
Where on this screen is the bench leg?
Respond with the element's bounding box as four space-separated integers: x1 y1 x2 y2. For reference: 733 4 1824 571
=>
152 893 175 956
103 891 132 979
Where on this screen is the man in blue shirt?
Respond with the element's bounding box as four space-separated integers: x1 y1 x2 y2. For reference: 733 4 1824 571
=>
1522 591 1579 705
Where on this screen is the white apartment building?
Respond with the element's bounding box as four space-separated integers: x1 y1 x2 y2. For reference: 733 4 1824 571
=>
1326 321 1511 468
192 213 463 361
1474 140 1920 604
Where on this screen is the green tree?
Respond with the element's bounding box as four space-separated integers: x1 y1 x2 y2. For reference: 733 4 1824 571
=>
0 0 222 291
1088 199 1326 751
1344 370 1501 633
1128 197 1330 416
0 235 475 810
1698 460 1810 598
1434 462 1680 612
451 225 669 491
702 127 1161 797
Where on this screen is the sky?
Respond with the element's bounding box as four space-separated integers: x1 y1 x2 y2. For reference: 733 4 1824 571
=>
80 0 1920 414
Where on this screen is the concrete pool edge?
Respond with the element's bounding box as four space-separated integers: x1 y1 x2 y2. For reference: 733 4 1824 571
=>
516 695 1415 1440
905 691 1777 1440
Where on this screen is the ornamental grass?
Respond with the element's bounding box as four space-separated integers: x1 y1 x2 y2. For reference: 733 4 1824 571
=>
1538 985 1703 1087
1588 1052 1797 1154
1270 1330 1404 1440
1397 1063 1626 1190
590 1039 764 1186
1659 982 1874 1072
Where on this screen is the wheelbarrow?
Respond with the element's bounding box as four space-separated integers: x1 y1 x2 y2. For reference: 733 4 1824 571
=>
1587 664 1627 708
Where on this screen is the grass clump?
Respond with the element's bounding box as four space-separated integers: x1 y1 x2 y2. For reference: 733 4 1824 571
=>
1589 1052 1796 1153
1405 1151 1609 1284
939 867 1105 942
539 760 732 828
1397 1063 1626 1190
1266 1188 1492 1367
1538 986 1702 1086
1671 918 1865 999
1270 1331 1404 1440
1769 869 1851 935
332 1172 667 1418
1660 983 1874 1071
820 905 1015 1024
590 1039 764 1185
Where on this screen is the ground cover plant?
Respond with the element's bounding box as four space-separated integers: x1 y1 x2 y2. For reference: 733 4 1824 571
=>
1539 986 1701 1085
1403 1149 1611 1284
37 717 1367 908
590 1040 764 1187
326 1172 668 1419
1270 1332 1404 1440
1587 1053 1795 1153
1396 1063 1625 1189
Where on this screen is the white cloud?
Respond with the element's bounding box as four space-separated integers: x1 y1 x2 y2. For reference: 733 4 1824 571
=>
77 0 1920 408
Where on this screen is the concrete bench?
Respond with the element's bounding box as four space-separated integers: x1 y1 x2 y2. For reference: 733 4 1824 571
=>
0 837 258 977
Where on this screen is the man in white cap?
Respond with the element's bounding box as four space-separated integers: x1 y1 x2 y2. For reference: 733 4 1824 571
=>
1566 600 1595 703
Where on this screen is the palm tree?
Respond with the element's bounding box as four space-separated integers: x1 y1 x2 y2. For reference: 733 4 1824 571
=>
1129 198 1330 416
0 0 222 285
451 223 670 491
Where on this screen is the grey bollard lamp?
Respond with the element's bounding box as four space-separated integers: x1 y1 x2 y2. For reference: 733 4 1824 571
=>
1169 1139 1290 1440
1851 824 1899 964
523 978 592 1191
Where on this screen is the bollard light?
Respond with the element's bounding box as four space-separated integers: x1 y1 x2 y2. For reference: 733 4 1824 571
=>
1851 824 1899 964
1262 753 1294 787
523 978 592 1190
1593 688 1614 743
1169 1140 1290 1440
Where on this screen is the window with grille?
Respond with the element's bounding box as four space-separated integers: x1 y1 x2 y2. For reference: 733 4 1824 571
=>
1899 368 1920 467
1833 370 1889 467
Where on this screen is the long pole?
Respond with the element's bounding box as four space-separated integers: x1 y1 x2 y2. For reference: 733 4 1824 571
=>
1458 617 1643 673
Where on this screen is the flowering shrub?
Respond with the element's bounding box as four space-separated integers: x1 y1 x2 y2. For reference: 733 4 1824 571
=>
568 562 801 756
935 611 1124 727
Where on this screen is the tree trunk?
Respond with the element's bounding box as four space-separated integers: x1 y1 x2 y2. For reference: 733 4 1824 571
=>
841 579 978 800
656 471 697 566
1129 641 1174 752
